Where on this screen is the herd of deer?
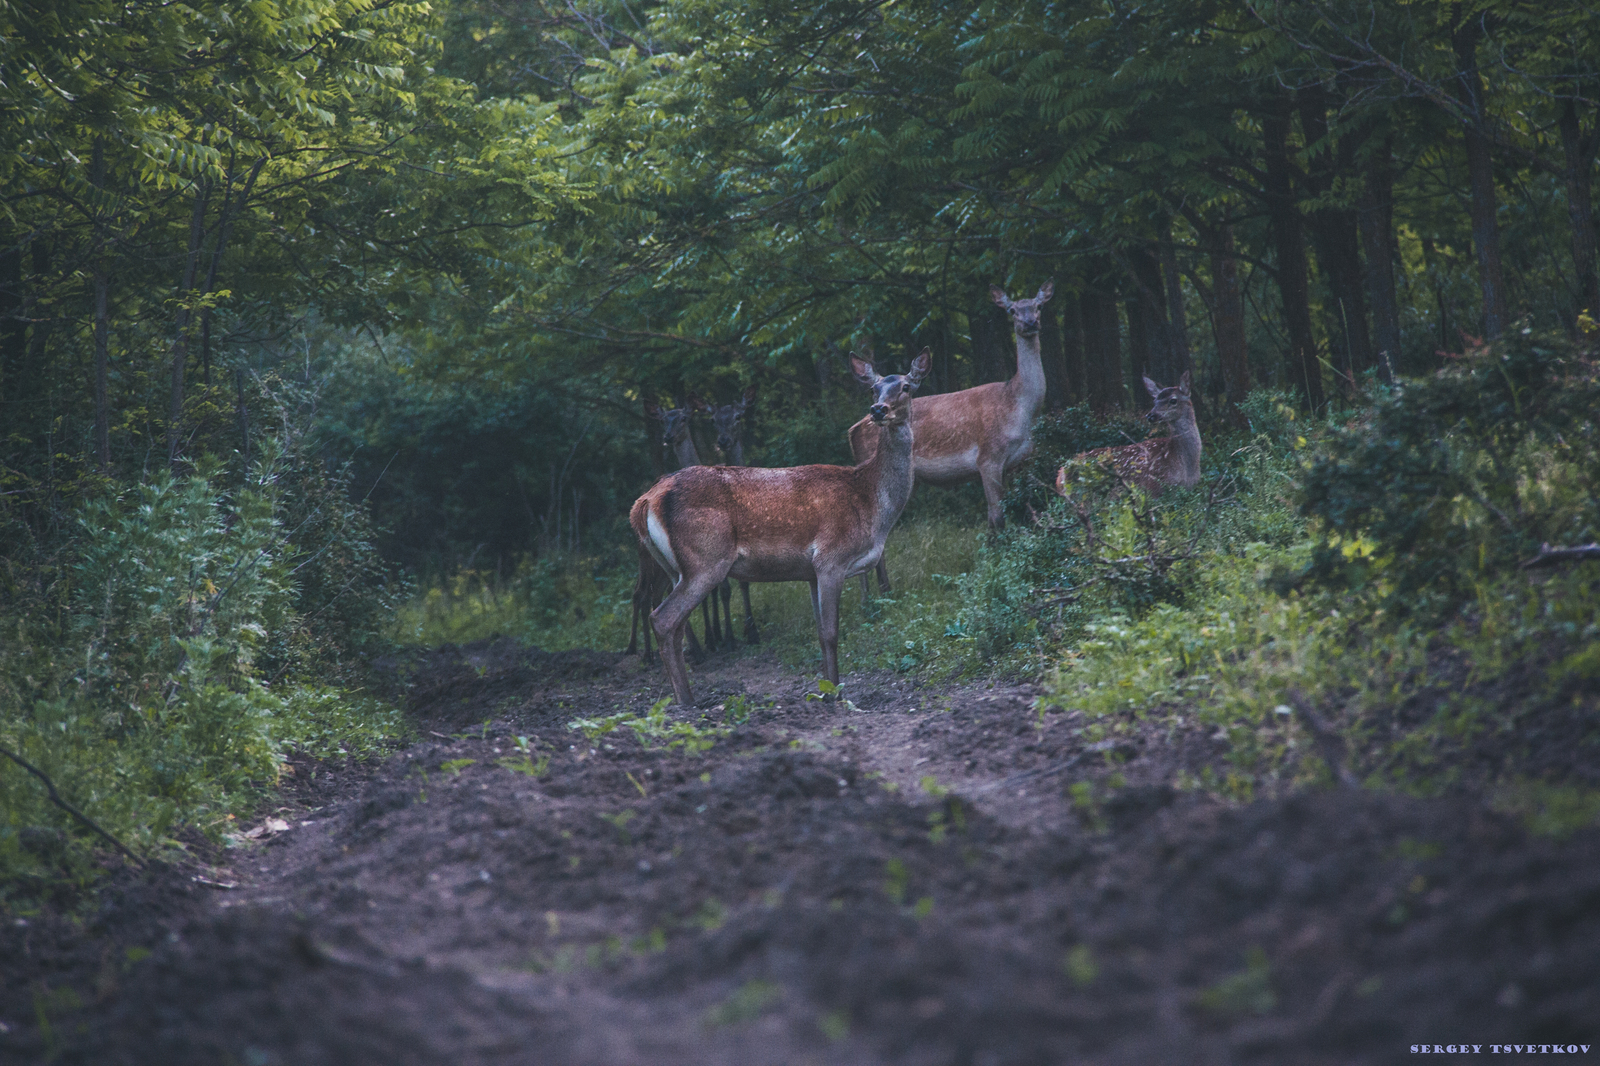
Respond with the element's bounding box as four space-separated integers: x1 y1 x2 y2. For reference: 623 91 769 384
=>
629 283 1204 706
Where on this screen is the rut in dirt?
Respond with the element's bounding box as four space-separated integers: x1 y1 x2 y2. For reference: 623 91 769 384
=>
8 639 1599 1066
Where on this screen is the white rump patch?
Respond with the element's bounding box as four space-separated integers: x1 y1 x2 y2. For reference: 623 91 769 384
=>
645 506 679 580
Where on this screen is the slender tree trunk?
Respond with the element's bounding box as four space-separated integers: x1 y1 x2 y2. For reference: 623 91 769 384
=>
169 183 209 466
1210 224 1251 413
0 242 21 402
1558 97 1600 322
1124 297 1149 388
1359 145 1400 381
1127 247 1169 381
1298 88 1375 384
91 139 112 470
1160 239 1194 383
1452 14 1507 339
1039 298 1069 411
1081 283 1125 412
236 366 250 465
972 303 1010 385
1421 236 1452 352
1263 94 1325 410
1060 285 1086 405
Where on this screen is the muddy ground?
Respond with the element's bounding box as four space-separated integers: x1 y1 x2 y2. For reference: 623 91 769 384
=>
4 639 1598 1065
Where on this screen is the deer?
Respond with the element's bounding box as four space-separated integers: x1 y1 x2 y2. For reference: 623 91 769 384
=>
628 398 717 660
691 386 760 645
848 281 1054 602
1054 371 1201 497
634 349 930 707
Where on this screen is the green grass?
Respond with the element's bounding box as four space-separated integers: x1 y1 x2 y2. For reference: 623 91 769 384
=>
392 501 994 684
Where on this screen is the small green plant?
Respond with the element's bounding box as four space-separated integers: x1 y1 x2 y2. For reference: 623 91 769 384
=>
882 857 908 905
705 979 782 1028
439 758 476 776
567 697 731 754
1063 944 1098 987
1195 947 1276 1018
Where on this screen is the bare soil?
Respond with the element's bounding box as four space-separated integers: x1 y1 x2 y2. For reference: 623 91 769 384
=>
4 639 1598 1065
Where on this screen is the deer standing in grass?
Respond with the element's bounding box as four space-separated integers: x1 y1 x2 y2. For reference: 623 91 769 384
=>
635 350 930 706
848 281 1054 601
693 387 760 645
627 399 715 660
1054 372 1201 497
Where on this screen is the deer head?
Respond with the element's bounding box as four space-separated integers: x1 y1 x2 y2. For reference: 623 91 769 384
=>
990 280 1055 336
1142 370 1193 427
851 348 932 423
643 397 695 449
692 386 756 459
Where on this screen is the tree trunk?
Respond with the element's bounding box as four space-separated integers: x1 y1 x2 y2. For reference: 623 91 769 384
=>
1210 224 1251 414
169 183 209 466
1127 247 1169 382
1420 236 1452 353
1060 285 1086 406
1263 94 1325 410
0 243 21 404
91 139 111 470
1039 298 1070 411
1298 88 1375 385
1359 145 1401 380
1160 239 1194 384
1558 97 1600 323
1452 14 1507 339
972 303 1010 384
1081 284 1125 412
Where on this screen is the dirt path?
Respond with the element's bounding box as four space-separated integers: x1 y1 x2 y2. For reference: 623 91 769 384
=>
7 640 1599 1065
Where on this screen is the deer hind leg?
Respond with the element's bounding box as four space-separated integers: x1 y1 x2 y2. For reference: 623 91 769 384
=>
718 580 734 646
740 581 758 644
653 564 732 706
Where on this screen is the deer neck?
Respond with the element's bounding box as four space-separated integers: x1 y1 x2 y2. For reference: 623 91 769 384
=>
671 435 701 469
726 440 744 467
1007 329 1046 416
859 414 916 539
1166 404 1203 482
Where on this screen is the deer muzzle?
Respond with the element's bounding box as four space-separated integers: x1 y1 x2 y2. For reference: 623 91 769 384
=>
869 404 890 422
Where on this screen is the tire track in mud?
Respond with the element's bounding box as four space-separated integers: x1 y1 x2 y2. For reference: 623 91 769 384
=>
14 639 1600 1065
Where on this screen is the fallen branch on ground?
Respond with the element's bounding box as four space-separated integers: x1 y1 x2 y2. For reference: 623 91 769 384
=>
0 743 147 867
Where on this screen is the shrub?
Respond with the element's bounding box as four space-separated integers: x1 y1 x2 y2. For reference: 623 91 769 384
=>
1301 328 1600 611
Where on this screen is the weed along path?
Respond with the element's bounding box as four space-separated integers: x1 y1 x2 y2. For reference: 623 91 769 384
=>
13 638 1599 1065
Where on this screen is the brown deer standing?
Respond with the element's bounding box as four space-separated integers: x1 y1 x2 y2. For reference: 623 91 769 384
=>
692 386 760 645
1054 372 1202 496
848 281 1054 601
627 399 714 659
634 349 930 706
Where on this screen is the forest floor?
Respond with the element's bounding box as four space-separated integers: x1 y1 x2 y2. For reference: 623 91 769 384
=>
5 638 1599 1065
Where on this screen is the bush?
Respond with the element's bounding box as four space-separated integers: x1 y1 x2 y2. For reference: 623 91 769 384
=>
1301 328 1600 611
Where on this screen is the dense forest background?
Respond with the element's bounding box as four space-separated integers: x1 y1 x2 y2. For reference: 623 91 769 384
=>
3 0 1598 885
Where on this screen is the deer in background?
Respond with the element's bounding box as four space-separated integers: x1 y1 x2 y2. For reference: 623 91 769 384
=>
635 349 930 706
628 398 716 660
692 386 760 645
1054 372 1201 497
849 281 1054 601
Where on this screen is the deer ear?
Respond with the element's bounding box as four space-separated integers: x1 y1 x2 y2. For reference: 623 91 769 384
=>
1036 279 1054 303
850 356 879 387
1178 370 1191 395
905 348 932 388
989 284 1011 308
1143 375 1162 400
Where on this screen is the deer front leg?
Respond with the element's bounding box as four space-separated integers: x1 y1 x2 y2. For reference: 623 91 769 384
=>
718 579 734 645
815 573 845 689
858 560 892 606
979 459 1007 529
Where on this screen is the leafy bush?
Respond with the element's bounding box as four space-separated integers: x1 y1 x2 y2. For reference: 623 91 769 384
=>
1301 328 1600 611
1 443 407 892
